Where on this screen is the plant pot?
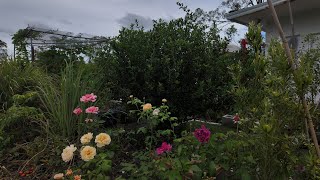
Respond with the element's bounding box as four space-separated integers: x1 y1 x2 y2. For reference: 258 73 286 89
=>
221 114 236 128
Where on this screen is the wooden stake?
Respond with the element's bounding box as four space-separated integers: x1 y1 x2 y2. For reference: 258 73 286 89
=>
267 0 320 158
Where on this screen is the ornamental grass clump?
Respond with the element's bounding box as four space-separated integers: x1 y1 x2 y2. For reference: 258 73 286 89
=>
37 63 86 138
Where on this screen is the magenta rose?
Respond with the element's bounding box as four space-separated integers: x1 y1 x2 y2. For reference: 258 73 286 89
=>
193 125 211 143
156 142 172 155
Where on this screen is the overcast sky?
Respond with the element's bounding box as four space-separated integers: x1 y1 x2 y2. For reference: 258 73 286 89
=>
0 0 246 54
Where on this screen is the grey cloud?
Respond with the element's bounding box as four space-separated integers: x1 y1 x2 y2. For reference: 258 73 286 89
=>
0 0 228 54
117 13 154 30
58 19 73 25
26 21 53 30
0 28 14 34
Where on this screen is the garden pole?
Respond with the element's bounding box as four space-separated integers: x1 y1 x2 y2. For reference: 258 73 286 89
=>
267 0 320 158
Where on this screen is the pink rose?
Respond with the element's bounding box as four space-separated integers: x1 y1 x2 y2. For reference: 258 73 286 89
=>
193 125 211 143
80 93 97 103
156 142 172 155
85 106 99 114
73 107 82 115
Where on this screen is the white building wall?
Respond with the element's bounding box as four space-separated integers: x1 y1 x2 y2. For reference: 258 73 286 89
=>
263 9 320 102
264 9 320 51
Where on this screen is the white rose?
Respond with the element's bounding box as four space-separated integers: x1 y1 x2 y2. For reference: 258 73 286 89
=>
61 144 77 162
152 108 160 116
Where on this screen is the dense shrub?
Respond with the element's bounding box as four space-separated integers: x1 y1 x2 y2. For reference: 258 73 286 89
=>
94 17 236 120
0 60 43 111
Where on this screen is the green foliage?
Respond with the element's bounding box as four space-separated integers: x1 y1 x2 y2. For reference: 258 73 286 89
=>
36 48 70 75
80 152 114 179
120 123 311 179
36 47 88 75
12 29 30 61
0 59 43 110
230 23 320 179
94 12 236 119
4 5 320 180
0 91 44 159
0 60 46 157
37 63 86 139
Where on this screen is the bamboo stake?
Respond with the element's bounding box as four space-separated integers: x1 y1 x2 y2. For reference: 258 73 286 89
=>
267 0 320 158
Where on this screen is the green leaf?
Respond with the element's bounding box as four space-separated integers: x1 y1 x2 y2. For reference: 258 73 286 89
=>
190 165 202 172
172 123 179 127
106 151 115 158
168 170 182 180
177 145 182 156
240 170 251 180
173 138 182 143
100 161 112 173
208 161 217 176
99 153 107 159
137 127 147 134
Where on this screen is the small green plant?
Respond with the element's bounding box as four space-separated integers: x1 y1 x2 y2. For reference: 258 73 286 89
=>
127 96 178 149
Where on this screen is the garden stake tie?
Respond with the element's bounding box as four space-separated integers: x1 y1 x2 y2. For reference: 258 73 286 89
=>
267 0 320 158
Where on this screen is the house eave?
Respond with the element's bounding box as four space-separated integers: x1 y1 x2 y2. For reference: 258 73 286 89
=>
225 0 289 24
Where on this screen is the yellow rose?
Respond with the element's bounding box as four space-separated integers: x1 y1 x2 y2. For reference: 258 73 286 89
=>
53 173 64 179
61 144 77 162
95 133 111 148
80 146 96 161
80 132 93 144
143 103 152 111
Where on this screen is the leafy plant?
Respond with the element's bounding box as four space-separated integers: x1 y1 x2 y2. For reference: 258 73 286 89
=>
127 96 178 149
94 6 236 120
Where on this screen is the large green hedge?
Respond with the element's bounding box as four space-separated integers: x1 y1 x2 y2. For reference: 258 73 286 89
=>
94 17 236 119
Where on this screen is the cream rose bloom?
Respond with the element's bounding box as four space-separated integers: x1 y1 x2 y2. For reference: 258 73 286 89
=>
152 108 160 116
53 173 64 179
80 146 96 161
80 132 93 144
95 133 111 148
61 144 77 162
